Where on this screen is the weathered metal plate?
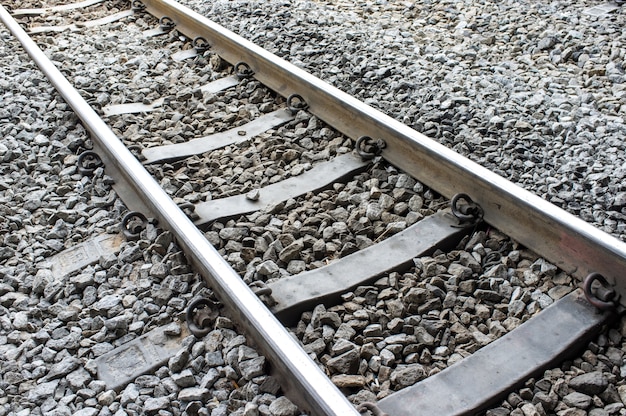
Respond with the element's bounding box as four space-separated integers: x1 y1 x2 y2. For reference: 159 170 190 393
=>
198 75 239 93
28 9 133 33
193 152 368 226
582 2 620 16
142 108 294 164
143 26 170 37
269 211 472 325
103 98 165 117
28 23 75 34
41 234 124 277
96 323 189 391
11 0 104 16
171 48 198 61
103 77 238 117
378 290 613 416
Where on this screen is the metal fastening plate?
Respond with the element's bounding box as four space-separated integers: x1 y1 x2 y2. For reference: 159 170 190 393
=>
103 98 166 117
103 76 239 117
377 290 613 416
171 48 198 61
143 26 171 37
582 2 620 16
142 108 295 164
198 75 239 93
41 233 124 277
27 9 134 33
269 210 472 325
95 323 189 391
11 0 105 16
193 152 369 226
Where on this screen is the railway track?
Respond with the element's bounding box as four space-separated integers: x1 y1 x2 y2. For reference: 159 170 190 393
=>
1 0 626 415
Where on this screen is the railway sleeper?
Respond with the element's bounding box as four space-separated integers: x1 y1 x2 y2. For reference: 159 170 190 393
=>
377 290 615 416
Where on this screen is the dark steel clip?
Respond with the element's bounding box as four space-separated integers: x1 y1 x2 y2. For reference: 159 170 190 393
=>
193 36 209 54
249 281 272 297
159 16 175 32
249 281 276 307
451 193 484 224
131 1 145 12
121 211 148 241
186 297 218 338
77 151 103 176
356 136 386 160
583 272 619 311
357 402 389 416
234 61 254 78
286 93 308 114
178 201 199 221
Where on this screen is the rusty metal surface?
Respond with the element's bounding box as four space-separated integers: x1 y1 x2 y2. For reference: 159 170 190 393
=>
269 211 472 325
142 108 294 164
141 0 626 306
193 152 368 226
377 290 613 416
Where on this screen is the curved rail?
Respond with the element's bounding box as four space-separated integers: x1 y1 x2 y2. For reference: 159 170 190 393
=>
0 5 358 416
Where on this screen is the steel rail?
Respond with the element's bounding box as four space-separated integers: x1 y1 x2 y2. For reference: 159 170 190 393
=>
0 6 359 416
141 0 626 302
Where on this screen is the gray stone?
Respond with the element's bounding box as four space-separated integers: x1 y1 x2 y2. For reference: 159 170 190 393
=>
144 397 170 413
44 356 81 381
172 369 196 387
67 368 92 389
326 348 359 374
178 387 210 401
94 294 121 312
569 371 608 395
73 408 99 416
268 397 299 416
240 356 266 380
27 380 59 404
563 392 592 409
169 348 190 373
390 364 425 388
257 260 280 276
120 383 139 405
278 240 304 262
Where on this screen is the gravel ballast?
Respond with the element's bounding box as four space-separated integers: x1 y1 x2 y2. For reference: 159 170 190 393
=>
1 1 626 416
178 0 626 242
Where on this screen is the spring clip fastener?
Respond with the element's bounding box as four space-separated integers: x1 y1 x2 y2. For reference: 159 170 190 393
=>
357 402 389 416
286 94 308 114
186 297 218 338
234 62 254 78
356 136 386 160
249 281 276 307
159 16 175 32
450 193 484 224
121 211 148 241
77 150 103 176
131 1 145 12
193 36 209 54
177 201 199 221
583 273 619 311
